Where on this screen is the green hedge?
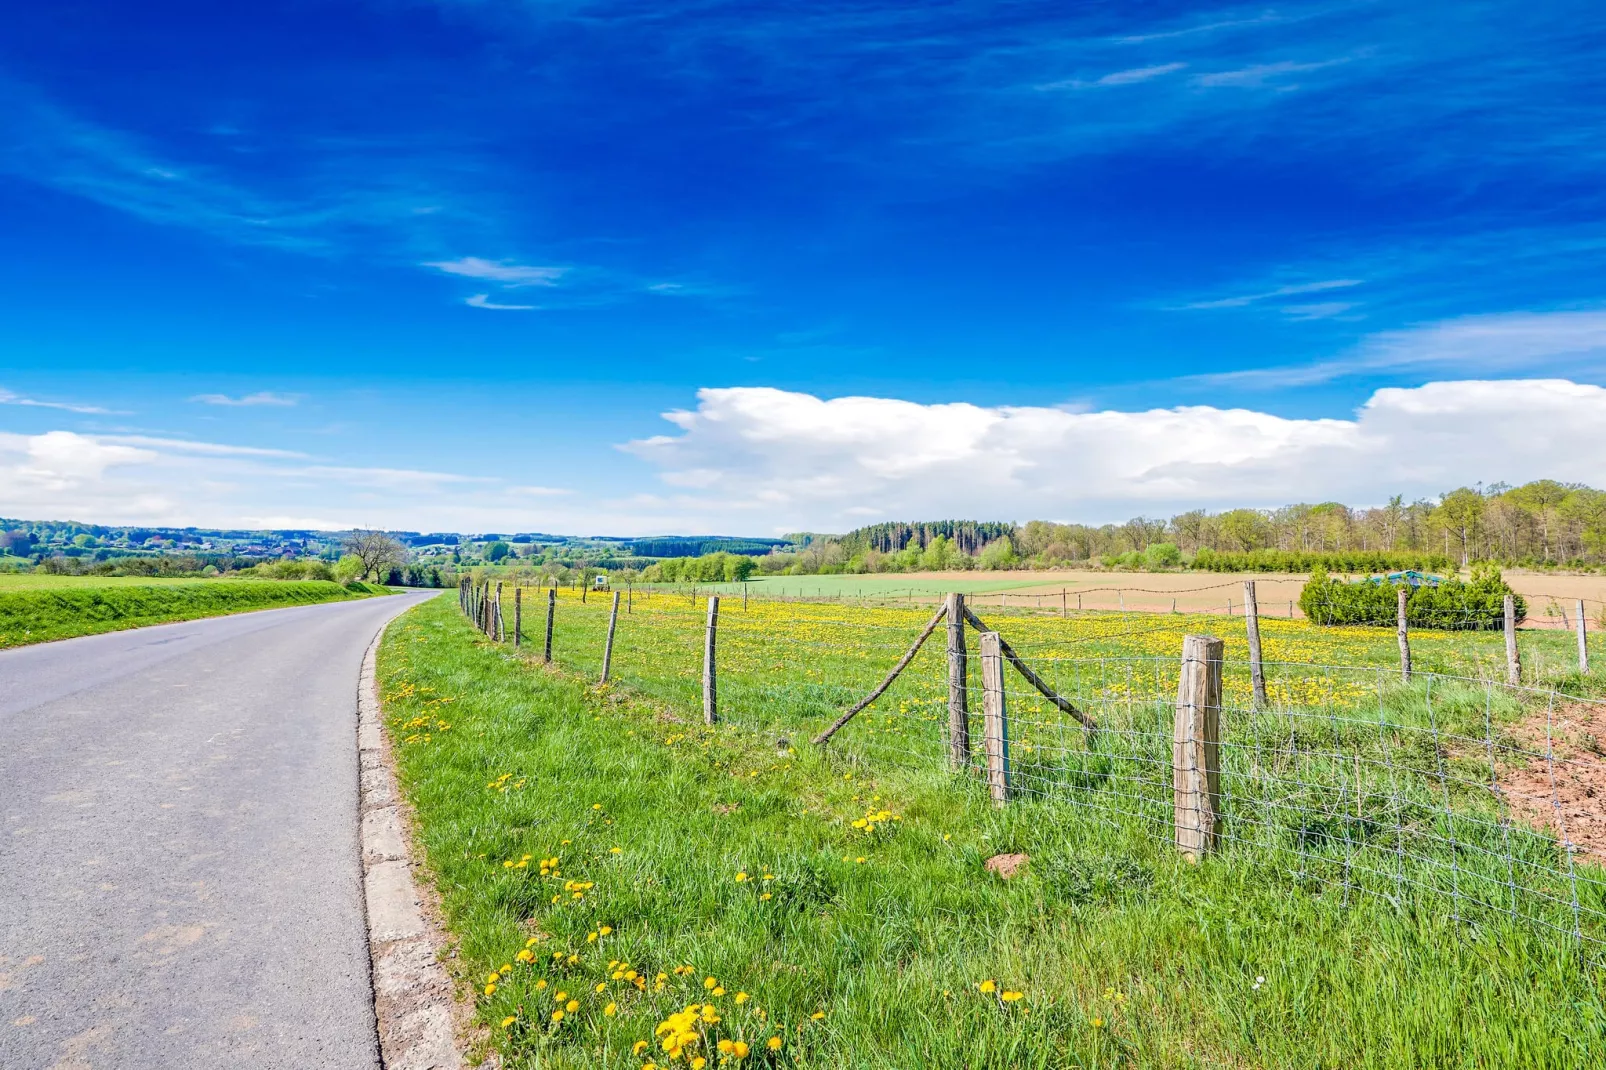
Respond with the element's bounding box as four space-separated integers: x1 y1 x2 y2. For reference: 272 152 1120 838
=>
1299 564 1524 630
1193 548 1455 574
0 580 374 648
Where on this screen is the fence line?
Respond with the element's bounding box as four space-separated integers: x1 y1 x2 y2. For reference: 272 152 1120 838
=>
454 582 1604 954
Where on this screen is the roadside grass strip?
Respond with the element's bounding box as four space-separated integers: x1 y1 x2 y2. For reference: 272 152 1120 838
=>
0 579 385 648
379 595 1606 1069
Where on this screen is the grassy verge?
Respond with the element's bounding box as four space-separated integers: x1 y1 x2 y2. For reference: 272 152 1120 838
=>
0 579 387 648
379 595 1605 1069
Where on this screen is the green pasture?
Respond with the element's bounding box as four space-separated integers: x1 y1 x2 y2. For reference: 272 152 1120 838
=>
378 594 1606 1069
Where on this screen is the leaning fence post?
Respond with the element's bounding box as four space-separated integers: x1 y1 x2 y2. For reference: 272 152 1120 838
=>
1243 580 1267 708
602 590 621 682
946 593 970 769
495 582 504 642
1397 587 1412 682
979 631 1010 806
1504 594 1521 685
544 588 556 664
703 595 720 725
514 586 522 648
1174 634 1224 862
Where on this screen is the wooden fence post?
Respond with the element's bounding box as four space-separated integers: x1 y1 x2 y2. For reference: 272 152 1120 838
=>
1397 587 1412 682
1174 634 1223 862
703 595 720 725
495 582 504 642
544 588 556 664
946 593 969 769
1243 580 1267 708
1578 599 1590 674
602 590 621 682
514 586 522 648
1061 588 1067 618
980 631 1010 806
628 583 633 614
1505 594 1521 685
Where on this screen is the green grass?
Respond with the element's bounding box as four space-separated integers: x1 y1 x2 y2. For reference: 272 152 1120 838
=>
0 579 385 648
0 572 220 588
379 595 1606 1069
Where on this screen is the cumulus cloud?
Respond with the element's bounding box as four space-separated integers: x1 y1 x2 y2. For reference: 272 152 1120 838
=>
623 379 1606 530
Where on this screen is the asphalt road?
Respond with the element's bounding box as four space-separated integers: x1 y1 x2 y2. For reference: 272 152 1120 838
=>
0 590 439 1069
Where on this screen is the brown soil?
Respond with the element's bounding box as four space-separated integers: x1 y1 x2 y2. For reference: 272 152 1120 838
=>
983 853 1030 879
1498 702 1606 864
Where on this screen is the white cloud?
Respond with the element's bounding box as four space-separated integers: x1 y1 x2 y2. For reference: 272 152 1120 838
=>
425 257 566 286
1200 308 1606 387
0 387 113 414
1180 278 1364 310
465 293 537 311
623 379 1606 530
190 391 299 407
1038 63 1188 90
1194 58 1350 88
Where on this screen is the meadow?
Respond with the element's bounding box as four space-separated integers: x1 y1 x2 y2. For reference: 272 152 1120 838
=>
0 578 390 648
377 589 1606 1068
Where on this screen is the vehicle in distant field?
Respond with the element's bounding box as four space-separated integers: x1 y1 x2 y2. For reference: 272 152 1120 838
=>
1361 570 1442 588
593 574 609 590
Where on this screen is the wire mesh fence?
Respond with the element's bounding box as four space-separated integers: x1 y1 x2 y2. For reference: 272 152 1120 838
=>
459 579 1606 957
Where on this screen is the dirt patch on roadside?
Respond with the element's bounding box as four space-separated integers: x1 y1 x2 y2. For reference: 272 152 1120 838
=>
1498 702 1606 864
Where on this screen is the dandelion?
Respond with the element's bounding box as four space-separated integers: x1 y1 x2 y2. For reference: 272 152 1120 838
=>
1090 1017 1104 1028
735 872 748 882
978 980 996 994
732 1041 750 1057
483 983 496 996
810 1011 826 1020
535 979 548 990
713 986 726 997
599 926 613 935
759 892 772 901
551 1009 564 1022
705 977 718 989
767 1036 783 1051
595 983 608 993
605 1002 617 1016
734 992 749 1004
634 1041 649 1055
611 847 622 854
1001 991 1024 1003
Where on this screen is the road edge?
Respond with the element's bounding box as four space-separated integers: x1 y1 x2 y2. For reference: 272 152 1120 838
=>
359 622 485 1069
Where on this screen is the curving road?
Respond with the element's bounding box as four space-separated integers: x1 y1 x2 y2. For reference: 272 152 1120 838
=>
0 590 439 1069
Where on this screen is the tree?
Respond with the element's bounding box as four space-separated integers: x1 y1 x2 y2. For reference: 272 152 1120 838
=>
484 540 512 563
1562 488 1606 557
1510 479 1572 562
1435 488 1484 567
342 530 407 581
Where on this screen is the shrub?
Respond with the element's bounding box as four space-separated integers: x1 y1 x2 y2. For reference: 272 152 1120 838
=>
1194 548 1455 574
1300 563 1525 630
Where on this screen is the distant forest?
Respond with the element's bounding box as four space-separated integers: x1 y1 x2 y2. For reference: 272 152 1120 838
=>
762 480 1606 574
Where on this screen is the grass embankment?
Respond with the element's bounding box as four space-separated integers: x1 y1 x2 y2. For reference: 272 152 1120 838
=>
0 579 388 648
379 596 1605 1069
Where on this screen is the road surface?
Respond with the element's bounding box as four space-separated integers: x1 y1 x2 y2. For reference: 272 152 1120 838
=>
0 590 439 1069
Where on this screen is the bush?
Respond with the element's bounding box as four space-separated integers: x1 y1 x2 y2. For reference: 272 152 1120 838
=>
1300 563 1525 630
1194 548 1454 574
1144 542 1182 568
334 554 365 583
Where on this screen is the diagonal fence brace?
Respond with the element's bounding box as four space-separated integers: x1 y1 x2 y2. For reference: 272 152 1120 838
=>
962 605 1099 743
813 603 949 745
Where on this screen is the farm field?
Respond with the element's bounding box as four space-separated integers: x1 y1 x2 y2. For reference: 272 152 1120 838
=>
640 569 1606 628
378 589 1606 1069
0 572 219 588
0 579 391 648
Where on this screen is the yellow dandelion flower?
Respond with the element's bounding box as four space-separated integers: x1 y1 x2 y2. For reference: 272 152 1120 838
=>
1001 991 1024 1002
599 926 614 935
633 1041 649 1055
551 1009 564 1022
605 1002 617 1016
767 1036 783 1051
734 992 749 1004
565 1000 579 1013
500 1016 516 1028
732 1041 749 1058
978 980 996 994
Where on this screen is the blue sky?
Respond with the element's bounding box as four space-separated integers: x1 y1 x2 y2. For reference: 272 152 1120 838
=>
3 1 1606 534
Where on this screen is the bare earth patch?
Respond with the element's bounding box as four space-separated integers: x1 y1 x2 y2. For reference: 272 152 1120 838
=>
1499 702 1606 865
984 853 1030 879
